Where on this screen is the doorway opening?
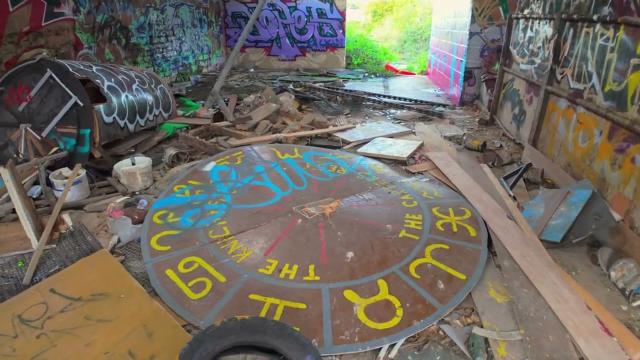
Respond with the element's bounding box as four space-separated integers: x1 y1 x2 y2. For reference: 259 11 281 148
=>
345 0 433 75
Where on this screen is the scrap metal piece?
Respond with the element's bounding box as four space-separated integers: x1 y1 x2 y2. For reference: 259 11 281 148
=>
141 145 488 355
500 162 532 198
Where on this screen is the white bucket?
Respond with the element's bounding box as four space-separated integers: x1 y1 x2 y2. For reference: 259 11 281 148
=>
113 156 153 192
49 167 91 202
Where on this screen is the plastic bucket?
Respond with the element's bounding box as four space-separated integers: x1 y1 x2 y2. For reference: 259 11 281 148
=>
113 156 153 192
49 167 91 202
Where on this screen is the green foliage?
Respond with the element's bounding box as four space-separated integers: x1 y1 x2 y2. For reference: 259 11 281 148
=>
346 0 432 74
346 26 397 74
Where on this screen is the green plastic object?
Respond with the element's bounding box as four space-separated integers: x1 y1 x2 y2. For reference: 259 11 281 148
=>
177 97 201 117
159 123 189 137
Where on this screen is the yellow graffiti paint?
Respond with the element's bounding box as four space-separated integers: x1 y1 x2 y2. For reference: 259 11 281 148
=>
165 256 227 300
152 210 181 224
495 340 508 358
248 294 307 320
540 97 640 212
271 147 302 159
343 279 403 330
150 230 181 251
487 281 511 304
410 244 467 280
432 207 477 237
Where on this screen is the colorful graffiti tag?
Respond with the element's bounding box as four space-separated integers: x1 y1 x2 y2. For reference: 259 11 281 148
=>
496 73 540 142
0 0 81 71
517 0 640 16
554 22 640 118
141 144 487 354
1 0 222 77
224 0 345 61
509 18 555 81
463 0 508 105
428 0 472 104
538 96 640 229
62 60 175 133
75 0 221 78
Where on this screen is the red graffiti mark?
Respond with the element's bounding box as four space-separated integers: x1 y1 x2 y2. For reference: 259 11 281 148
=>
318 222 327 265
1 0 82 71
263 217 298 257
3 81 32 108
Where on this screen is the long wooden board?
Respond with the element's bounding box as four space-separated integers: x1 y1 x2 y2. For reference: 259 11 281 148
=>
227 125 355 147
428 152 627 360
0 250 190 358
481 164 640 360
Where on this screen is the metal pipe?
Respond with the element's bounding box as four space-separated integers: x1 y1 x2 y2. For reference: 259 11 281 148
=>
205 0 268 113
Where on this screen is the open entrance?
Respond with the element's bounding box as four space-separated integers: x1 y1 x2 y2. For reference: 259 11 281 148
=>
345 0 433 75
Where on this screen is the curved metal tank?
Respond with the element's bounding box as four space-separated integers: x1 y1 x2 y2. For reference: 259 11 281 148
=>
0 58 175 163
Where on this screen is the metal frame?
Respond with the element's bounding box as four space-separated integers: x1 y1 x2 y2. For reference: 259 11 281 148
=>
18 69 83 138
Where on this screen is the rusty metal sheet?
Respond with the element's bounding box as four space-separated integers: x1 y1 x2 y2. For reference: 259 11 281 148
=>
141 144 488 355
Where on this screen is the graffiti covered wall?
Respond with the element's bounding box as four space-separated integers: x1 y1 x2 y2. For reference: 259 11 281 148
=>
0 0 80 72
496 72 540 142
554 22 640 121
462 0 514 106
538 96 640 231
428 0 473 104
0 0 224 78
223 0 346 69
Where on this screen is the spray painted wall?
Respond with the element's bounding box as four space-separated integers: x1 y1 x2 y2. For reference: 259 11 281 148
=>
462 0 511 106
223 0 346 69
492 0 640 233
428 0 472 105
0 0 224 78
538 96 640 231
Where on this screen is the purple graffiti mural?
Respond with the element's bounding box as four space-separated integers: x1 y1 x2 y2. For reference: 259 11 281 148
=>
224 0 345 60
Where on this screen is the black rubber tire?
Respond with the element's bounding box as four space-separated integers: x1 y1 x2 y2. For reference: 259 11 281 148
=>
179 317 322 360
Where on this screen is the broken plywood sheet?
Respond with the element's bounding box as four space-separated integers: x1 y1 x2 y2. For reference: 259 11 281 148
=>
522 181 593 243
357 137 423 161
0 250 190 359
334 121 412 143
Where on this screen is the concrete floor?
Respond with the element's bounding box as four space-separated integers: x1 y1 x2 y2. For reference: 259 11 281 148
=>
345 76 452 106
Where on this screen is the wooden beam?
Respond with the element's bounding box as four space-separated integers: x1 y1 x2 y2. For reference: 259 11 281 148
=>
22 164 82 285
0 161 42 248
427 152 627 360
227 125 355 147
481 164 640 360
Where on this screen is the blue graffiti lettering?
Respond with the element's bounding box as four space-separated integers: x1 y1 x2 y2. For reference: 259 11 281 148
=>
152 151 371 229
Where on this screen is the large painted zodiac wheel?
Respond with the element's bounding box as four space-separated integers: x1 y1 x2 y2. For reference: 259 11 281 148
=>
142 144 487 355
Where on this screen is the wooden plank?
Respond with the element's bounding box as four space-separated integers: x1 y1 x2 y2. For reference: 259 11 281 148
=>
227 125 355 147
0 221 33 256
0 161 41 248
404 160 437 174
428 152 627 360
0 250 191 358
471 256 527 360
333 122 412 143
522 145 575 187
531 189 571 236
167 117 213 126
23 164 81 285
481 164 640 360
357 137 423 161
442 156 581 359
